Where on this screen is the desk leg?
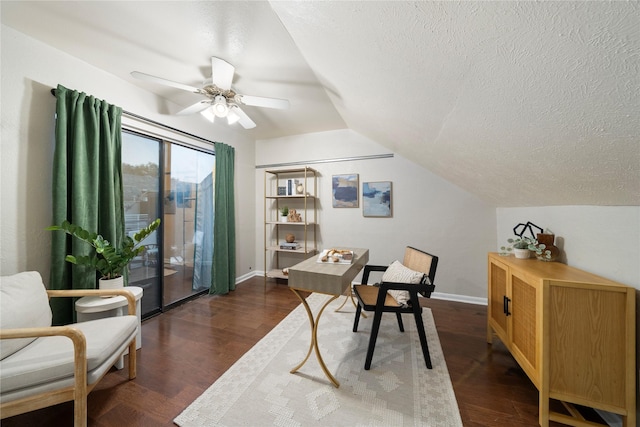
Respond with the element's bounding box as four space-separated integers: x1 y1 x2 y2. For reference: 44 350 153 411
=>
334 287 367 318
334 294 350 312
289 289 340 388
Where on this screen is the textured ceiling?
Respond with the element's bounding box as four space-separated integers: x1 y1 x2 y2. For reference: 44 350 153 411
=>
2 1 639 207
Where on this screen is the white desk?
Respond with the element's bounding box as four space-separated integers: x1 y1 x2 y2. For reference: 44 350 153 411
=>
75 286 143 369
288 247 369 387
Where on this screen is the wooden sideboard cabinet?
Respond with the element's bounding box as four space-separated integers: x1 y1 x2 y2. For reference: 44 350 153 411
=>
487 252 636 427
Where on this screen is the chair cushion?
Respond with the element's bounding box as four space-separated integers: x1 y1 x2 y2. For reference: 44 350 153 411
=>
382 260 425 306
0 271 53 359
0 315 137 393
353 284 400 308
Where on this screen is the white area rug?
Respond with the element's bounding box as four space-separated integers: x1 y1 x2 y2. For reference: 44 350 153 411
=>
174 293 462 427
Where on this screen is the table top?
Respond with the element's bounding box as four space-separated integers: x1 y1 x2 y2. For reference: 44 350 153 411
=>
75 286 143 313
288 247 369 295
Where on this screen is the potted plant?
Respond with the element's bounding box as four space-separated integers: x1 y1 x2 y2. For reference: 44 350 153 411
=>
47 218 161 289
280 206 289 222
501 236 538 259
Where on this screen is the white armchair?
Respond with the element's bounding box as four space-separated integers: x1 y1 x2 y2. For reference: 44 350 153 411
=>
0 271 138 427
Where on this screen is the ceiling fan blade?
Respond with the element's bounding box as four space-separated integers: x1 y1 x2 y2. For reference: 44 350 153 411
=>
236 94 290 110
231 106 256 129
176 100 212 115
131 71 200 93
211 57 235 91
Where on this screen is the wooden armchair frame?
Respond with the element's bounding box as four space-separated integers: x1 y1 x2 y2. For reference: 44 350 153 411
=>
0 288 138 427
352 246 438 370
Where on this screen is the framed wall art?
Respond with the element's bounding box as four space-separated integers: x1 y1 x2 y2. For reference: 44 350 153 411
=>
362 181 392 217
332 174 359 208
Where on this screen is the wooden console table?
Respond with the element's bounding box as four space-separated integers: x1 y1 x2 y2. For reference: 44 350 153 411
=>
288 247 369 387
487 253 635 427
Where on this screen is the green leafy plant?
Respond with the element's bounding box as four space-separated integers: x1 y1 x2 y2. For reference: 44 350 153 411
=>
501 236 539 253
280 206 289 216
47 218 161 279
530 242 552 260
500 235 553 260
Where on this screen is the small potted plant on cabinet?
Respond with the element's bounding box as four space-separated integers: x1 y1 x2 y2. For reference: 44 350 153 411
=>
502 236 538 259
47 218 161 289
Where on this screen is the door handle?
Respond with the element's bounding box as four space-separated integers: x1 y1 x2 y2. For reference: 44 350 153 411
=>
503 296 511 316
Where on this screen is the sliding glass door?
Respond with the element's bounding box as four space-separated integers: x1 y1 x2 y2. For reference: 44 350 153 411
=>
163 142 215 306
122 130 215 317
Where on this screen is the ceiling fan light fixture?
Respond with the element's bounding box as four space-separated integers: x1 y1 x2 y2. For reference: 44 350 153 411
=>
213 95 229 117
131 57 290 131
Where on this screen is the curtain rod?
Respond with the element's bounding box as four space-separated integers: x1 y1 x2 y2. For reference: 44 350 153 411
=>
50 88 216 146
255 153 394 169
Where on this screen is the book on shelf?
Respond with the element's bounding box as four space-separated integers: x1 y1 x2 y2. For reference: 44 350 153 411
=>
279 242 300 250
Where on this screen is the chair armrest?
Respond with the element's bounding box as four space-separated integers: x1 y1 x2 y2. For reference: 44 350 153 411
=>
362 265 389 285
1 324 85 342
378 281 429 291
1 325 89 396
47 288 137 316
379 281 436 298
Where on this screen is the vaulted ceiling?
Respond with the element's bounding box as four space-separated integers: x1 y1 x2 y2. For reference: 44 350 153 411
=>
2 1 638 207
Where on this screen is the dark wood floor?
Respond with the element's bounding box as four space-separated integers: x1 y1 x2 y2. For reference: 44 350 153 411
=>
3 277 604 426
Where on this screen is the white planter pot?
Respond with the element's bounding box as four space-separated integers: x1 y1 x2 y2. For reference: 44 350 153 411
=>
280 215 288 223
513 248 530 259
99 276 124 290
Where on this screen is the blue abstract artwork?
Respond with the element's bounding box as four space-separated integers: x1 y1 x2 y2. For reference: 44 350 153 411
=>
363 181 392 217
332 174 359 208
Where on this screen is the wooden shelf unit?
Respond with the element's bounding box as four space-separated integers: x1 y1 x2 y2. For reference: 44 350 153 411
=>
487 253 635 427
263 167 318 287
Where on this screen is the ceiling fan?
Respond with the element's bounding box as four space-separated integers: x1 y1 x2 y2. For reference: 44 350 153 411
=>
131 57 290 129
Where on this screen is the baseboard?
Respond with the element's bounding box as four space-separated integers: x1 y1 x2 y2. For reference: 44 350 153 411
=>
431 292 487 306
236 270 256 284
246 270 488 305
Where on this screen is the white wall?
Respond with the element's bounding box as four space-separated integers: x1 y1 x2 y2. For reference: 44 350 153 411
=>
0 25 256 282
497 206 640 289
256 130 497 301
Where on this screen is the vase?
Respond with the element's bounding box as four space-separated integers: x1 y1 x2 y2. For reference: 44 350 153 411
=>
99 276 124 297
535 233 560 262
285 233 295 243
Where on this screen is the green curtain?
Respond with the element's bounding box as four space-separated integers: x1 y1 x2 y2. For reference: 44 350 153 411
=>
210 142 236 295
49 84 124 325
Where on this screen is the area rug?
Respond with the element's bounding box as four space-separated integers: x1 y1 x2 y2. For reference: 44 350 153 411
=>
174 293 462 427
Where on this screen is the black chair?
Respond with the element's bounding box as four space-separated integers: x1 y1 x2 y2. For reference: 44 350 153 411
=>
352 246 438 370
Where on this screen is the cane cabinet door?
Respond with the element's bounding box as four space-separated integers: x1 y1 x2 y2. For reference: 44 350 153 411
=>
509 268 541 387
488 258 509 344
